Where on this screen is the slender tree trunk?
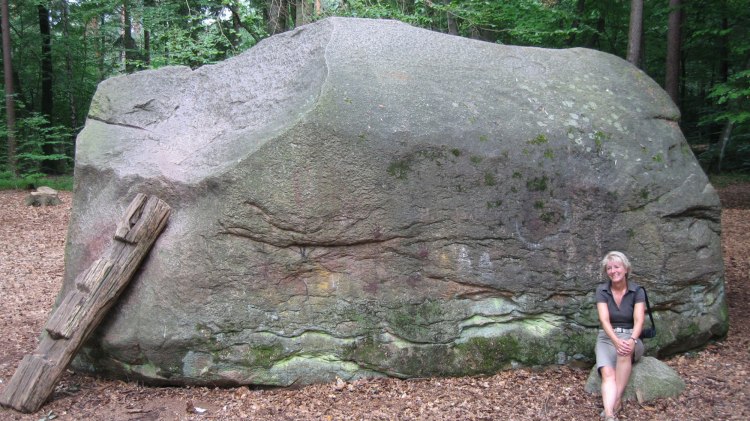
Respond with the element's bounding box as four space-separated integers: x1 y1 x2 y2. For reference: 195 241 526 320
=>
144 30 150 65
268 0 289 35
122 0 139 73
665 0 682 106
566 0 586 46
88 16 106 81
1 0 17 176
444 0 458 35
447 13 458 35
296 0 312 27
588 12 606 49
39 3 62 174
61 0 78 157
229 2 261 44
144 0 153 66
719 15 729 82
39 5 53 120
626 0 643 67
717 121 734 173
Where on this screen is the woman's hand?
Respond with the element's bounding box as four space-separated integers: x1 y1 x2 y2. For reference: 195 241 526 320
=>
616 337 635 356
597 302 636 356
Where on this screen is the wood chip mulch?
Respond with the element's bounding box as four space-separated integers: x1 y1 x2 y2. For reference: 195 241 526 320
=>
1 187 748 420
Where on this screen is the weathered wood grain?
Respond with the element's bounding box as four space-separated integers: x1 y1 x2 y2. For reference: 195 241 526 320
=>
0 193 171 413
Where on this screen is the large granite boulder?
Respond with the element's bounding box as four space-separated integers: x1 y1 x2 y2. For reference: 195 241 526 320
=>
63 17 727 387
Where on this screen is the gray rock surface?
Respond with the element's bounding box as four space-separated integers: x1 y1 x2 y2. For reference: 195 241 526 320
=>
585 356 686 402
25 186 61 206
63 17 727 387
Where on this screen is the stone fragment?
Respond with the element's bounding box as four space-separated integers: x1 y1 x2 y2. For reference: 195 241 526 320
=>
25 186 61 207
584 356 686 402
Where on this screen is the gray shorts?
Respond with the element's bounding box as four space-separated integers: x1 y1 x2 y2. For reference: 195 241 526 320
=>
595 329 644 374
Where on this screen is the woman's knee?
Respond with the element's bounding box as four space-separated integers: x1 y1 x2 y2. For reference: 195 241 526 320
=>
600 366 616 379
616 352 632 361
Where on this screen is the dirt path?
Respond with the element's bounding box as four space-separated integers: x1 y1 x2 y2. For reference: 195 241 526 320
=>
1 188 748 420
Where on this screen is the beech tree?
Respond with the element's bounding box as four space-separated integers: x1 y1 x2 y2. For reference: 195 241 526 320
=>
1 0 16 176
38 2 64 174
626 0 643 67
665 0 682 106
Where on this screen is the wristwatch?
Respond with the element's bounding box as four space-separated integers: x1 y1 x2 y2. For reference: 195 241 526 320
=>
630 337 638 342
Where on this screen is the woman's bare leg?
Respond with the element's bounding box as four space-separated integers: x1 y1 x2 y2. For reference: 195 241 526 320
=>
600 366 618 417
613 353 633 412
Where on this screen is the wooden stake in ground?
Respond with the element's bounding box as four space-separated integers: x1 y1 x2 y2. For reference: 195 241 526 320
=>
0 193 171 413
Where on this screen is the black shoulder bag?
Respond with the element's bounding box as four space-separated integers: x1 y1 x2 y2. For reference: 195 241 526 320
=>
638 286 657 339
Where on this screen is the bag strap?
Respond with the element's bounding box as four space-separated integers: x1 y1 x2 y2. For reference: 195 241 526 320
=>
638 286 656 331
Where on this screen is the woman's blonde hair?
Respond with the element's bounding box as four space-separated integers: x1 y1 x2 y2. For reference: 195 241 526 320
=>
600 251 631 277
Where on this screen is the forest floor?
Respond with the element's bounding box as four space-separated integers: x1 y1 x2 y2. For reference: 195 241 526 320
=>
0 185 748 421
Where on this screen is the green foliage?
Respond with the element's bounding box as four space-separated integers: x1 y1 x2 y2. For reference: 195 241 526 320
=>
330 0 436 27
698 66 750 172
699 138 750 173
1 0 748 179
387 159 411 179
679 0 750 174
526 175 548 192
443 0 583 46
333 0 584 47
707 70 750 114
0 173 74 191
142 0 266 68
484 171 497 186
10 114 72 174
1 113 73 177
528 134 548 145
154 25 232 67
709 172 750 188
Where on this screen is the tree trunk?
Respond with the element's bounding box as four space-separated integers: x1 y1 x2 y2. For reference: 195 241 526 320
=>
2 0 17 177
144 29 150 65
626 0 643 67
665 0 682 106
717 120 734 173
228 2 261 44
719 15 729 83
444 0 458 35
566 0 586 46
61 0 78 140
296 0 312 27
39 4 63 174
122 0 139 73
268 0 289 35
447 13 458 35
143 0 153 66
588 12 606 49
89 16 106 81
61 0 78 161
38 4 53 120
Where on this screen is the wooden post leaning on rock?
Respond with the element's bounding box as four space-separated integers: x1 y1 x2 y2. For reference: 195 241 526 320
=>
0 193 171 413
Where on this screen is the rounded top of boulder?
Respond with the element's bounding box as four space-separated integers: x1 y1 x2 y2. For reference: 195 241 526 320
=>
79 17 677 185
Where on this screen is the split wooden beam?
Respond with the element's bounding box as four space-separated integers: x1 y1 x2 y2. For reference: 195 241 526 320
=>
0 193 171 413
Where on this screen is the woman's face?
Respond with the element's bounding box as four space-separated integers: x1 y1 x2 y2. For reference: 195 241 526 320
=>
606 258 627 284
